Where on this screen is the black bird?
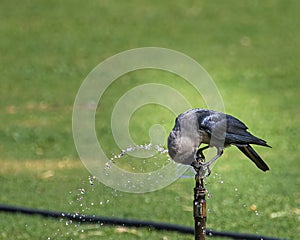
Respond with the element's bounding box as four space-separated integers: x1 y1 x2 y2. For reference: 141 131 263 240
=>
168 108 270 172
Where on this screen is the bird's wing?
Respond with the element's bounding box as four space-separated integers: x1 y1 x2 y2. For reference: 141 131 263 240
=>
197 110 228 144
198 111 268 147
225 114 269 146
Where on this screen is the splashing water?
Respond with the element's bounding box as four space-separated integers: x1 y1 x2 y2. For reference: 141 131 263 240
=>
103 143 170 175
47 144 187 238
88 176 96 186
49 175 116 239
114 143 168 159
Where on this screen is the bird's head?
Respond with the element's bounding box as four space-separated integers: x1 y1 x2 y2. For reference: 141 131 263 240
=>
167 111 201 165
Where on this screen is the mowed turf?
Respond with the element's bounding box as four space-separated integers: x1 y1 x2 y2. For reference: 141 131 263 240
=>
0 0 299 239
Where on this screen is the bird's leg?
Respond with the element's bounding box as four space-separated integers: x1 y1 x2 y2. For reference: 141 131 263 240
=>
196 145 210 159
191 145 209 171
202 147 224 175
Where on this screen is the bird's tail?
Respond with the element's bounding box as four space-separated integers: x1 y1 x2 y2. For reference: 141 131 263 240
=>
237 145 269 171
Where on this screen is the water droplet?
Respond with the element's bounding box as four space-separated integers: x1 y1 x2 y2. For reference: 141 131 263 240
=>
88 176 95 186
66 220 72 226
106 199 110 204
79 188 85 195
99 201 103 205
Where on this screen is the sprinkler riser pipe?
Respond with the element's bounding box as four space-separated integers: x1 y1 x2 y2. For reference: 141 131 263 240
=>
193 200 206 219
193 175 207 240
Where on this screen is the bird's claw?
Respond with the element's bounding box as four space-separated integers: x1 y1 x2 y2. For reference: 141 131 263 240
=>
191 160 201 170
206 165 211 176
191 160 211 178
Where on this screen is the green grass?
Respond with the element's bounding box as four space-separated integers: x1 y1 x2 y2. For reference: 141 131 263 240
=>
0 0 299 239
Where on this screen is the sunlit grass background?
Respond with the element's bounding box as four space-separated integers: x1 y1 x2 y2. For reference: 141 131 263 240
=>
0 0 299 239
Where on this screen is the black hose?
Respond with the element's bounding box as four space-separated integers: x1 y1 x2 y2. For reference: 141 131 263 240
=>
0 204 285 240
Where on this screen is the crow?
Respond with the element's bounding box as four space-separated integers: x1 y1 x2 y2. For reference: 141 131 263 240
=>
168 108 270 172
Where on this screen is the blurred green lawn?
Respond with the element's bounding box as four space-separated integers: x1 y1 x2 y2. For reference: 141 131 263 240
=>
0 0 299 239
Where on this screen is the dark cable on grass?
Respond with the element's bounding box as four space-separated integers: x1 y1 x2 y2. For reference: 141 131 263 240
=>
0 204 286 240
